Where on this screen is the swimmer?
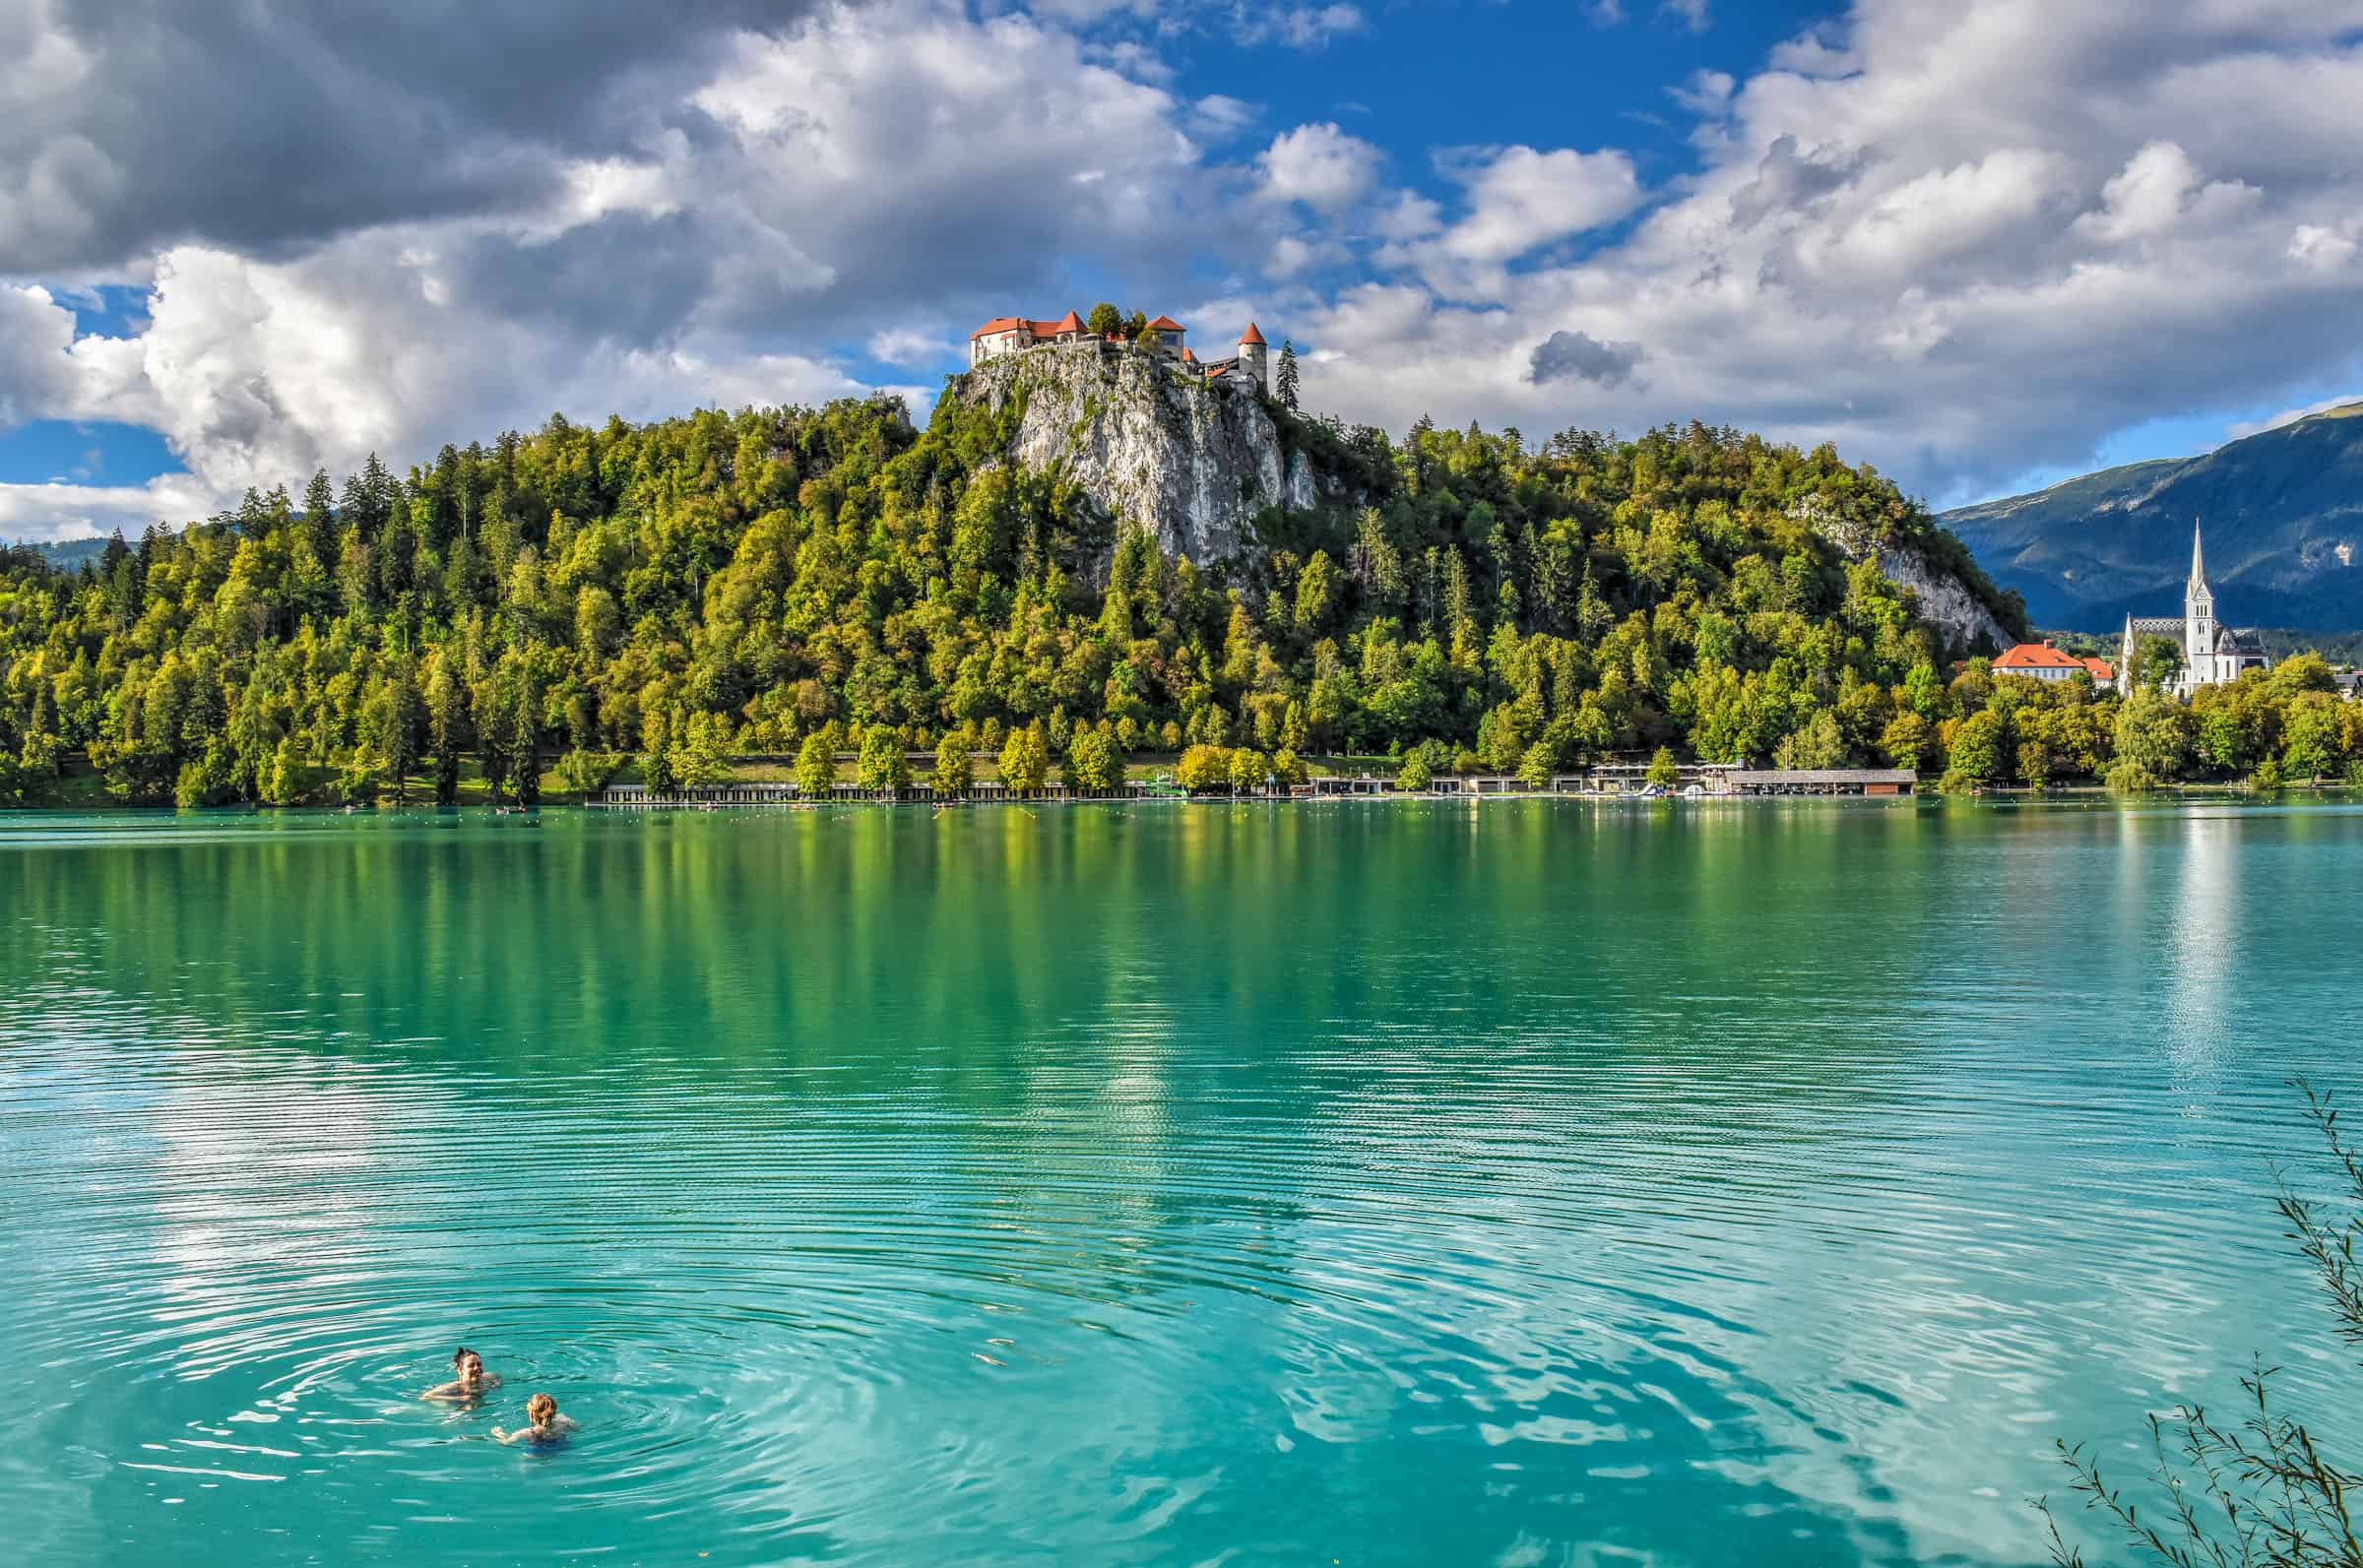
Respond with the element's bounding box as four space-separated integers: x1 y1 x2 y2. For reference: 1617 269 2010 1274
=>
491 1393 576 1446
422 1346 500 1401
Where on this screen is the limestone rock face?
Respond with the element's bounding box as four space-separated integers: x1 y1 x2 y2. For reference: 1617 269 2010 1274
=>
1874 542 2019 655
955 346 1328 565
1797 498 2018 655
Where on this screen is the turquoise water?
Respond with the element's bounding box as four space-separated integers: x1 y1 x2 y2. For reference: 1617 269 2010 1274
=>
3 798 2359 1566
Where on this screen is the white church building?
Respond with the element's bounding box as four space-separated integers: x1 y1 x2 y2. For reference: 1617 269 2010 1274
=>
2117 524 2269 696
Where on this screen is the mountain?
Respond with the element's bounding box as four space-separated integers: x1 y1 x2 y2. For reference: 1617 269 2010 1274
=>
1942 402 2363 631
12 536 113 570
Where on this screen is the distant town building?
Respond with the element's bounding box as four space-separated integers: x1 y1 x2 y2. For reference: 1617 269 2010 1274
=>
2117 524 2269 696
1993 640 2115 684
968 312 1272 391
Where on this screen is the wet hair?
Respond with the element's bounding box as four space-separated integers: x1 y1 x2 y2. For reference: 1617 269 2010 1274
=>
453 1347 477 1369
527 1393 557 1424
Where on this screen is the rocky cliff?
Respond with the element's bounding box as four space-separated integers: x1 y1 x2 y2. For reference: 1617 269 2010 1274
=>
952 345 1336 564
953 345 2017 654
1793 497 2023 655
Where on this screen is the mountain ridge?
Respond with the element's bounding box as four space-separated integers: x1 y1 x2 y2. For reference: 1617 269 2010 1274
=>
1942 402 2363 631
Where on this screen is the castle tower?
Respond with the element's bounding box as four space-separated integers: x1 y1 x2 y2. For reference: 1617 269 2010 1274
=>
2185 521 2215 688
1237 322 1268 392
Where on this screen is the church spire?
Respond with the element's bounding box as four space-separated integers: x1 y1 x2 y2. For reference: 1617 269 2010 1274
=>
2189 520 2206 591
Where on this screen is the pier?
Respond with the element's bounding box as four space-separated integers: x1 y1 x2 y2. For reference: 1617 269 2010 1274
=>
593 766 1915 808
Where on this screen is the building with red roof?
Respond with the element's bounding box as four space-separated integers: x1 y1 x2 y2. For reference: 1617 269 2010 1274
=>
1992 640 2115 685
966 309 1274 392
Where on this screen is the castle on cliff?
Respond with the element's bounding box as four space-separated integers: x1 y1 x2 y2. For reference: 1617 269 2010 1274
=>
2117 523 2269 696
969 312 1269 391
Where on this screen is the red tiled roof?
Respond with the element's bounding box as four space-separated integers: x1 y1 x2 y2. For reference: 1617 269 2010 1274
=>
1148 315 1184 332
1993 642 2089 671
970 314 1084 341
1180 346 1197 362
1239 321 1266 345
2081 657 2116 680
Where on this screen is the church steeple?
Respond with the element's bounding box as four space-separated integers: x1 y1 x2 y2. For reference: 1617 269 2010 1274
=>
2185 520 2215 685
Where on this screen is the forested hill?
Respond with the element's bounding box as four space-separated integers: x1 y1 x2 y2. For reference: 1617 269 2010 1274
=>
0 377 2026 807
1944 402 2363 630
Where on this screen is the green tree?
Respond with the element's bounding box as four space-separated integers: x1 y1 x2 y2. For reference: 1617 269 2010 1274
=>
1517 741 1555 789
554 748 622 796
260 732 307 806
1177 744 1232 793
2281 692 2345 782
857 726 909 792
999 724 1050 792
334 748 380 805
1881 712 1935 771
2133 634 2185 693
671 712 730 787
1944 710 2008 789
2110 690 2191 790
369 661 428 804
1276 340 1301 410
1087 302 1122 338
1395 752 1434 791
1229 746 1270 793
1772 709 1847 770
1065 728 1120 791
1295 549 1336 631
933 732 974 793
1645 746 1679 787
796 731 836 799
424 649 469 806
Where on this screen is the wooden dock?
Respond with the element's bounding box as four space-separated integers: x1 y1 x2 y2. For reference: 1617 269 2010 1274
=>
594 764 1917 808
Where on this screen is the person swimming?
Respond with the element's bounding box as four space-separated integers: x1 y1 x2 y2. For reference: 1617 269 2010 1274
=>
422 1346 500 1401
491 1393 576 1446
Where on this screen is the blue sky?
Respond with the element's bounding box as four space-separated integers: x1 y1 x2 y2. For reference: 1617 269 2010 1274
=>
6 0 2363 538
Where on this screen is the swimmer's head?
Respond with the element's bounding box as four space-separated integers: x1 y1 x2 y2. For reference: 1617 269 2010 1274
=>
527 1393 557 1427
454 1348 483 1389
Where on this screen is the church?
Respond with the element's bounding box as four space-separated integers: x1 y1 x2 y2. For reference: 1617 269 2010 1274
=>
2117 524 2269 696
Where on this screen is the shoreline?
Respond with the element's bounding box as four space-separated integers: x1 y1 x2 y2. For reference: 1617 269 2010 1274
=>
12 780 2360 818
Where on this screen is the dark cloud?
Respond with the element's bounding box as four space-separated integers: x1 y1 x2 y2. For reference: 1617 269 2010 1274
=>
0 0 833 274
1527 329 1642 388
1728 133 1864 227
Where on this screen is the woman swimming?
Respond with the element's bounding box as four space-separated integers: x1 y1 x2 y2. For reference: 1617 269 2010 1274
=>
491 1393 576 1446
422 1346 499 1401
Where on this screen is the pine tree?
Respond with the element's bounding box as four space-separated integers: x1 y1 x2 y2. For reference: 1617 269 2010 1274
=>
1276 340 1301 411
301 469 338 565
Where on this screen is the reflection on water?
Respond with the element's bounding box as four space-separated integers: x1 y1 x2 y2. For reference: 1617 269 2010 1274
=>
2164 811 2237 1102
2 799 2360 1566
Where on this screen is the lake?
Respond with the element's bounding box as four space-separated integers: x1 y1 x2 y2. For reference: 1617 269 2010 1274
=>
4 798 2359 1566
